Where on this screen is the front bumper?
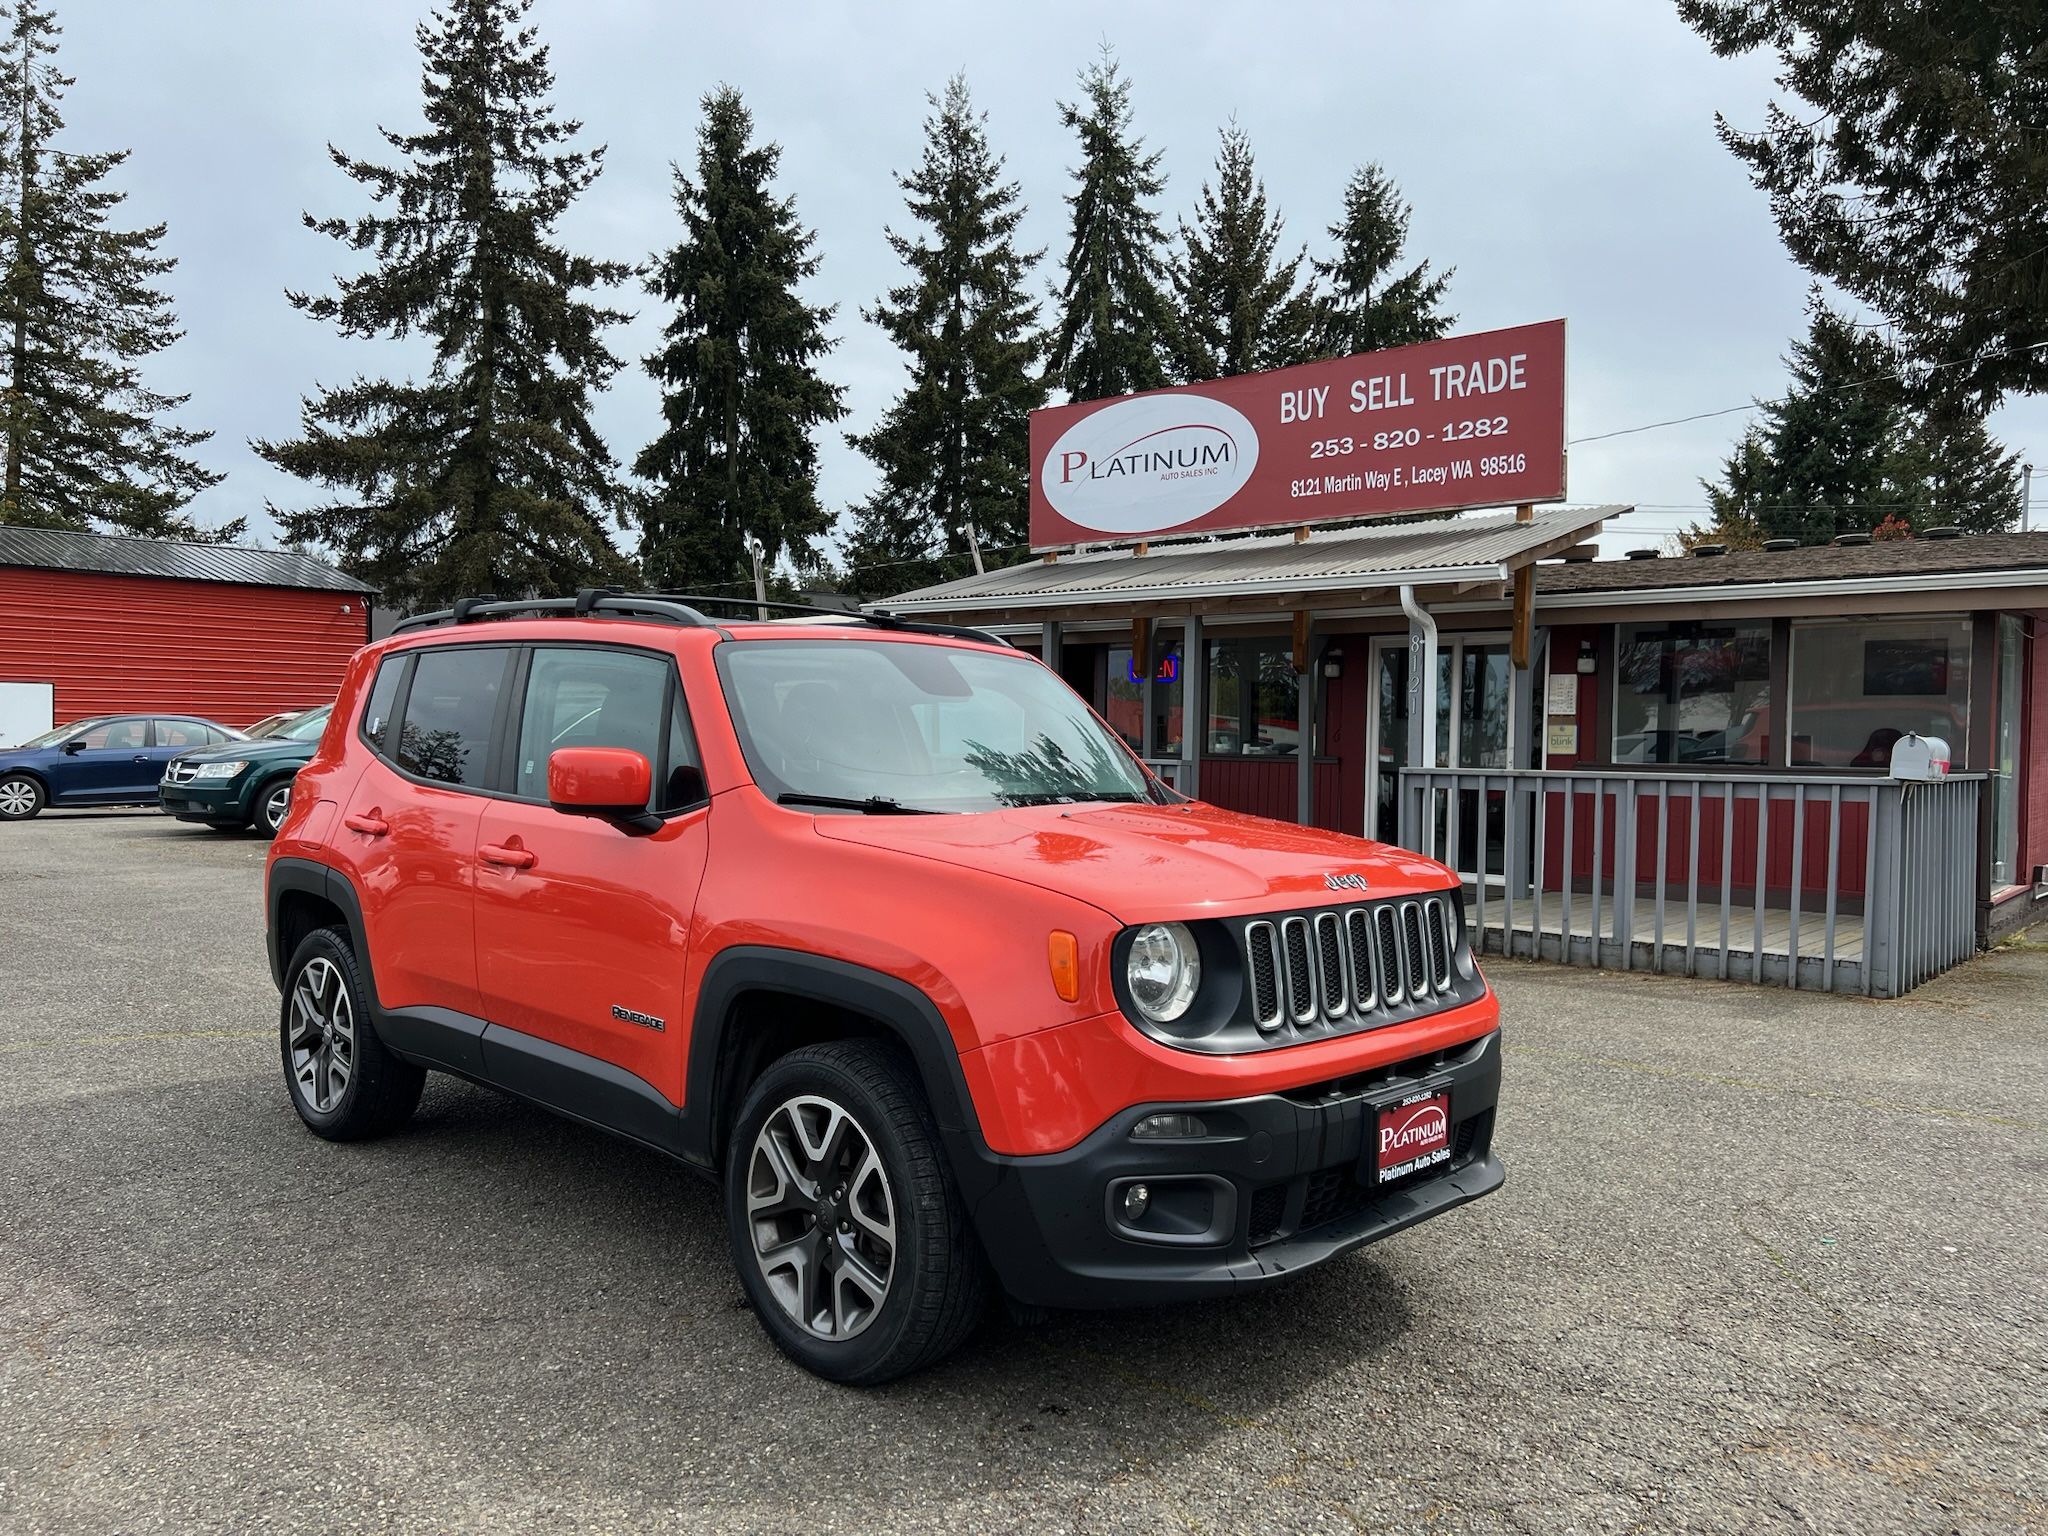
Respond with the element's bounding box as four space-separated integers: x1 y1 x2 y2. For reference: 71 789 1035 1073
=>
960 1028 1503 1309
158 780 249 824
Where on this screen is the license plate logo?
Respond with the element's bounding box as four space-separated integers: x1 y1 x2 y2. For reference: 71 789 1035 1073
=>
1376 1091 1450 1184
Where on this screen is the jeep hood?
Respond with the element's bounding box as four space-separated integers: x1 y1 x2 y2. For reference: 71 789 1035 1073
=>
810 800 1456 923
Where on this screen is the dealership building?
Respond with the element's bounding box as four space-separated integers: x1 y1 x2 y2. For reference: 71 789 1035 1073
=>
877 325 2047 997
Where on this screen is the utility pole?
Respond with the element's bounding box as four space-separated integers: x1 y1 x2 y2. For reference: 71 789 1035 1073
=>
748 537 768 621
964 519 986 576
2023 463 2033 532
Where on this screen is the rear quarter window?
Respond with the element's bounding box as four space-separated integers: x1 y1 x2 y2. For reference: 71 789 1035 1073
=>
390 647 511 787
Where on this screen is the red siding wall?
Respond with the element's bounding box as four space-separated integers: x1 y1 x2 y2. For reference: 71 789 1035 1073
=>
1199 758 1348 833
0 568 369 729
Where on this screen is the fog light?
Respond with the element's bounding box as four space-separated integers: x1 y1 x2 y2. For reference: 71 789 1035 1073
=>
1131 1112 1208 1141
1121 1183 1151 1221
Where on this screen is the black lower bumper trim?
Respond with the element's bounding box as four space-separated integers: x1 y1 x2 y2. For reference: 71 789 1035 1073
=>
961 1028 1504 1309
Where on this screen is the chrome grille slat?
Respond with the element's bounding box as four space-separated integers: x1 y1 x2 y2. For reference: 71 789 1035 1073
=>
1280 916 1315 1023
1375 905 1403 1003
1245 920 1282 1030
1425 897 1454 993
1345 909 1377 1012
1400 901 1428 1000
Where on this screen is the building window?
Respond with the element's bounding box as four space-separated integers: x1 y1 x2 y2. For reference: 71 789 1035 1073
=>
1205 637 1300 757
1613 621 1772 765
1105 637 1182 757
1788 617 1971 769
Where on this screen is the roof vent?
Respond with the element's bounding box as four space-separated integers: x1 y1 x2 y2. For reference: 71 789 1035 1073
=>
1692 543 1727 558
1834 532 1873 547
1624 548 1660 560
1762 537 1798 552
1922 525 1962 541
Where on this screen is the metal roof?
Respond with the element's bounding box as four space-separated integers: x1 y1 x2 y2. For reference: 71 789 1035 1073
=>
1534 530 2048 596
875 505 1620 616
0 524 374 594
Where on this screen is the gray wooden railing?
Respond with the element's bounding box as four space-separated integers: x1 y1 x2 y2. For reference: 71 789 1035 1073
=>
1397 767 1983 998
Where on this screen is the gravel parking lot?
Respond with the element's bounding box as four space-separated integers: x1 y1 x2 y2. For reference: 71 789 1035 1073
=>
2 810 2043 1534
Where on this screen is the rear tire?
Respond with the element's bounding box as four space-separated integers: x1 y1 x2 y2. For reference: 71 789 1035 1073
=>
280 928 425 1141
0 774 43 821
725 1040 986 1385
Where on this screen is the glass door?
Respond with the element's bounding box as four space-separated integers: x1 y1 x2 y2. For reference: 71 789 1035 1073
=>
1990 615 2023 890
1370 636 1514 878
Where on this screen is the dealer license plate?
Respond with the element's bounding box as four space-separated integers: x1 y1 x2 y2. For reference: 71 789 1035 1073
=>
1373 1091 1451 1185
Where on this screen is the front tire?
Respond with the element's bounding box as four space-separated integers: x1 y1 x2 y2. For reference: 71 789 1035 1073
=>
725 1041 986 1385
280 928 425 1141
256 777 294 836
0 774 44 820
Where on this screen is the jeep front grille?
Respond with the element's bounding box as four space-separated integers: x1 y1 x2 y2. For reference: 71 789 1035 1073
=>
1243 891 1463 1041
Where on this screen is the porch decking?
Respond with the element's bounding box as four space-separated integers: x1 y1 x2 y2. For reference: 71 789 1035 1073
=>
1463 885 1871 989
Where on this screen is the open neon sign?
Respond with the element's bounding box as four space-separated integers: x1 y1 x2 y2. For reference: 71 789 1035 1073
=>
1125 654 1180 685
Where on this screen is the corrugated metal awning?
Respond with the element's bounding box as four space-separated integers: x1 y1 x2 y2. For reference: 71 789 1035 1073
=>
0 524 374 594
873 505 1620 619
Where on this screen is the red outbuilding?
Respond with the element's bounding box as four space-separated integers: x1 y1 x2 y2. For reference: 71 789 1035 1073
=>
0 525 372 734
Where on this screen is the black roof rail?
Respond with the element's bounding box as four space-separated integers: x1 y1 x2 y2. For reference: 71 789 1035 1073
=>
387 588 1006 647
862 607 1009 646
390 591 720 635
647 591 1009 647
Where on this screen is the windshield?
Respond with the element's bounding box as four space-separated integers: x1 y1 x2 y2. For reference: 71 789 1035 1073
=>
19 719 100 748
717 640 1160 813
277 706 332 742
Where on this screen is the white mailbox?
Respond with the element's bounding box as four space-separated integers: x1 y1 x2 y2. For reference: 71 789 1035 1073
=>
1888 733 1951 780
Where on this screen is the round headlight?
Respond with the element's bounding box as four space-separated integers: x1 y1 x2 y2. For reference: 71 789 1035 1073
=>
1126 922 1201 1023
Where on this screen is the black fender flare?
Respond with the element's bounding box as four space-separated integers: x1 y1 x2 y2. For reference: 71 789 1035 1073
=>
267 856 376 1004
682 946 995 1192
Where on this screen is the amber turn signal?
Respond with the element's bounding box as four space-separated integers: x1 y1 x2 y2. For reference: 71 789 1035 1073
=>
1047 930 1080 1003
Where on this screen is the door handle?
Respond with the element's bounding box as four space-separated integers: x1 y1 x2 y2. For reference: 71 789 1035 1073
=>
343 812 389 837
479 842 536 870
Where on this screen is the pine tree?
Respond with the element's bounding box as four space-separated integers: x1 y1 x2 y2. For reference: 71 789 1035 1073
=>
0 1 226 540
1047 49 1178 401
1172 123 1312 382
1311 164 1454 357
256 0 633 609
1680 2 2048 406
637 86 844 593
845 75 1044 600
1698 299 2020 545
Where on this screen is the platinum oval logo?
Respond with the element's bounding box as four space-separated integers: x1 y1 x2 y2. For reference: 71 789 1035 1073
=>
1041 394 1259 535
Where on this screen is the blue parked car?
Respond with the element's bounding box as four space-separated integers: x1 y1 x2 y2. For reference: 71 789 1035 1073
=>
0 714 245 821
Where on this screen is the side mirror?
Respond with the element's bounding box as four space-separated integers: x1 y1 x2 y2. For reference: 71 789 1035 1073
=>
548 747 655 828
61 739 86 755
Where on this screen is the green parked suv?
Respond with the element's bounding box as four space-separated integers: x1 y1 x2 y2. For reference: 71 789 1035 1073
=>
160 705 331 834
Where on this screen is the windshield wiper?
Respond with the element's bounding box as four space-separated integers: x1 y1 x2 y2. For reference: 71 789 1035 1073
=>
776 792 936 815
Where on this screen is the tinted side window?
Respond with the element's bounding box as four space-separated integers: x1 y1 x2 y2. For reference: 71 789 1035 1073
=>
80 719 147 750
154 720 206 748
358 658 404 751
515 647 670 802
394 648 510 787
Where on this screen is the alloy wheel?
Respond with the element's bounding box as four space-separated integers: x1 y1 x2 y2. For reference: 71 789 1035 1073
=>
287 956 356 1113
0 779 37 817
745 1095 897 1340
262 782 292 833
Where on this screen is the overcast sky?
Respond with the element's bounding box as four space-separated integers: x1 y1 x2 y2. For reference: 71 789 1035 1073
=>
47 1 2048 566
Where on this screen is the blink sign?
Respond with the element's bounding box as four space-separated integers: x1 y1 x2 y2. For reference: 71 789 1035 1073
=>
1029 319 1566 549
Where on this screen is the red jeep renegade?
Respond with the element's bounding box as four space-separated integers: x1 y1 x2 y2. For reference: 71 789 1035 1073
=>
265 592 1503 1384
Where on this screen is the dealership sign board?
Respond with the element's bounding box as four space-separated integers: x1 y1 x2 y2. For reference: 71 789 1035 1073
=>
1029 319 1565 548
